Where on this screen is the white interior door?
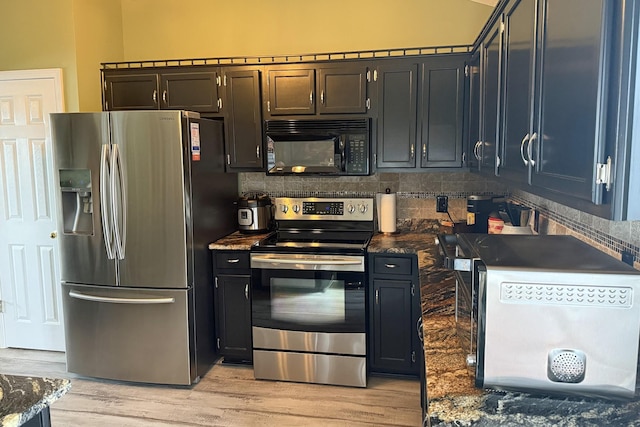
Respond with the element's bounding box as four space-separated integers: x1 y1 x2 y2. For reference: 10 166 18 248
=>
0 69 65 351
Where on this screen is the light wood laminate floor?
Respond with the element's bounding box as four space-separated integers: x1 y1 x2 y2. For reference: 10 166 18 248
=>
0 348 421 426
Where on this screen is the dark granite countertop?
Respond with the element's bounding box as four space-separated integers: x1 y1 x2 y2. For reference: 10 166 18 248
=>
208 230 272 251
369 222 640 426
0 375 70 427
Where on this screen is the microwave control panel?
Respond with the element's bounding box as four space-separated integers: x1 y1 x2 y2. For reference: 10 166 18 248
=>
345 134 369 175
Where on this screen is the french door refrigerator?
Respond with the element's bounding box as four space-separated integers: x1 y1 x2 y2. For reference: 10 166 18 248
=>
51 111 237 385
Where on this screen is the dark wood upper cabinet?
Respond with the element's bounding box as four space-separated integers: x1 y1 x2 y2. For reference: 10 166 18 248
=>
103 67 221 114
479 20 502 175
317 65 368 114
375 55 466 171
498 0 536 183
264 63 370 117
267 69 316 115
160 69 220 113
375 62 418 169
419 56 465 168
530 0 609 201
103 71 159 110
222 68 264 171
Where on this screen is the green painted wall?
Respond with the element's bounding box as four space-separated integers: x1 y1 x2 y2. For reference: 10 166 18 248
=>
0 0 79 110
121 0 493 60
0 0 124 111
73 0 124 111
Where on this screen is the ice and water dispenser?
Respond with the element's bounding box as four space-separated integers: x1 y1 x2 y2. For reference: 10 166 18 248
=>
59 169 93 235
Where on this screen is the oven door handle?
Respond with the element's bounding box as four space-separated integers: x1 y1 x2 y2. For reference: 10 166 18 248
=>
251 255 363 266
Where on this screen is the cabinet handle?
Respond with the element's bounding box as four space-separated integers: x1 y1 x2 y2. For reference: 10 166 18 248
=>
410 145 415 160
217 98 223 110
473 141 482 160
310 91 314 105
256 145 260 159
152 89 157 104
375 289 379 305
412 351 416 363
527 132 537 167
422 143 427 159
384 263 397 268
417 317 423 342
320 90 325 104
162 90 167 104
216 338 220 349
226 258 240 263
244 284 249 300
520 133 530 166
462 152 467 164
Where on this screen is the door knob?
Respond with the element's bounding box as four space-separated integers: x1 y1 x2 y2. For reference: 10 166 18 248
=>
50 231 57 239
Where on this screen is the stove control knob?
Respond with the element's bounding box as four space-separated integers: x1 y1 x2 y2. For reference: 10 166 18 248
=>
292 204 300 213
281 204 288 213
359 204 368 214
347 204 355 214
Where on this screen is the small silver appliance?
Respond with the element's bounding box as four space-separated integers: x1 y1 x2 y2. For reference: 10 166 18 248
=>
438 233 640 399
237 194 272 233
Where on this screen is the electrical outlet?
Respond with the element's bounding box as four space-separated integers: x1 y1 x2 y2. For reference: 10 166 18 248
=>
622 251 634 266
436 196 448 213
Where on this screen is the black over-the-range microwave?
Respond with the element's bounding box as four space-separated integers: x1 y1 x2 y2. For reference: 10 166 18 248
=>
264 119 370 176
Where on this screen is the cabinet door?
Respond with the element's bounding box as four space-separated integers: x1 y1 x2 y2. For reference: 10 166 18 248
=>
371 278 416 373
215 275 252 362
419 56 465 168
500 0 537 183
376 63 418 168
223 69 264 171
467 52 482 171
317 65 368 114
531 0 609 202
103 72 159 111
267 69 315 115
160 69 220 113
480 21 503 174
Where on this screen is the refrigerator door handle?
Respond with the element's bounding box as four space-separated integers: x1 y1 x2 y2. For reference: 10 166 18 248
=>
100 144 116 259
68 290 175 305
111 144 127 260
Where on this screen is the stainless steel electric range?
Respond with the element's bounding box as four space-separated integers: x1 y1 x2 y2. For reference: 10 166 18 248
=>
250 197 374 387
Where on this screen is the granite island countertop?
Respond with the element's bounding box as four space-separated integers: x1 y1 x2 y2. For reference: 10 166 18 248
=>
368 222 640 426
0 375 70 427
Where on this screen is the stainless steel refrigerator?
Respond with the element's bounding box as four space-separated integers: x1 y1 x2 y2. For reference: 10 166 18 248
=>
51 110 237 385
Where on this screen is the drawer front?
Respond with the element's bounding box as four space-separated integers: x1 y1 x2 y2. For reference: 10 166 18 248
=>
215 251 250 270
373 256 413 275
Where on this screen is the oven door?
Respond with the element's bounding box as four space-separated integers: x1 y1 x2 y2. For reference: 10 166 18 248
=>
251 254 366 334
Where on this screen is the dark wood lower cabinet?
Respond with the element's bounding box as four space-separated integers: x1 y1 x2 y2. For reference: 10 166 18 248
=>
368 254 422 376
213 251 252 364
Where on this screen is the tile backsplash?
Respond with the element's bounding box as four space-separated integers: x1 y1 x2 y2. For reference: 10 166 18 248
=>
239 171 639 268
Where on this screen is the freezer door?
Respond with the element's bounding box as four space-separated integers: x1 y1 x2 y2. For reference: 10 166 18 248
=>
51 113 117 286
110 111 189 288
62 283 195 385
